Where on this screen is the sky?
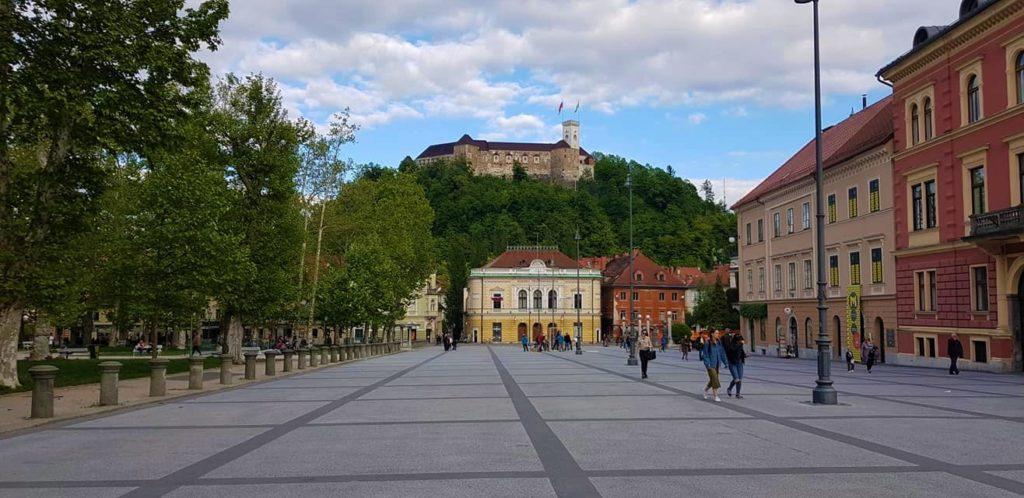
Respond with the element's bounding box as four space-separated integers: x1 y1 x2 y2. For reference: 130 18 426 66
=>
191 0 959 204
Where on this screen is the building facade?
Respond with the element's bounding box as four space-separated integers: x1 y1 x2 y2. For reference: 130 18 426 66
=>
465 247 602 344
734 97 897 360
581 251 691 343
415 120 596 184
878 0 1024 372
401 273 444 344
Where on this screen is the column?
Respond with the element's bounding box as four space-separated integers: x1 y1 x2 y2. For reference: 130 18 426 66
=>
244 351 258 380
149 358 169 397
99 361 121 406
264 351 278 376
188 356 204 390
28 365 58 418
282 349 293 372
219 353 233 385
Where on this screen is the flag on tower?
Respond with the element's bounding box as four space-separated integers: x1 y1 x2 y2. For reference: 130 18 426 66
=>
558 101 563 114
574 100 579 113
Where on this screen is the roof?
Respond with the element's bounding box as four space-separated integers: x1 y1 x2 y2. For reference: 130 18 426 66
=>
484 247 581 270
730 96 894 211
876 0 999 78
416 134 595 160
599 250 692 289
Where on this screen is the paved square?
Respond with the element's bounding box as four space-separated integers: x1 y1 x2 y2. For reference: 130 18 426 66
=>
3 345 1024 497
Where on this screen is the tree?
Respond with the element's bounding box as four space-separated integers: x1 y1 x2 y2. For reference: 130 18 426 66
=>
211 74 305 362
690 280 739 331
0 0 228 388
670 322 692 345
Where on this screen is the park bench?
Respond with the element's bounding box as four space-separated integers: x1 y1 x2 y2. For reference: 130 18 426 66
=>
131 345 163 356
21 341 33 350
57 347 89 359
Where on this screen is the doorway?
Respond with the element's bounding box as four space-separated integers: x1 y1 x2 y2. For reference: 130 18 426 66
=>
789 317 799 358
875 317 886 363
833 315 842 360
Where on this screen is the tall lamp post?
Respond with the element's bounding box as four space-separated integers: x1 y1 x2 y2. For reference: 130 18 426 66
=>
575 228 583 355
796 0 837 405
626 163 638 366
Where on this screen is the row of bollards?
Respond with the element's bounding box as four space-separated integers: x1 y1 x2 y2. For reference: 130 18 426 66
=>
26 342 403 419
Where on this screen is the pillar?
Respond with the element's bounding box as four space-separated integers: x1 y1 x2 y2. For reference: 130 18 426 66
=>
331 346 339 363
99 361 121 406
149 358 169 397
320 346 329 365
264 351 278 376
28 365 58 418
219 353 232 385
282 349 293 372
298 348 307 369
309 347 319 367
188 356 204 390
244 352 257 380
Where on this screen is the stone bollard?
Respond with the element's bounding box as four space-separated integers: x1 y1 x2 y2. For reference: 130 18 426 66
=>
282 349 293 372
28 365 58 418
342 345 350 361
244 352 258 380
265 351 278 376
320 346 329 365
149 358 169 397
297 348 307 369
331 346 339 363
219 353 233 385
309 347 319 367
188 357 204 390
99 361 121 406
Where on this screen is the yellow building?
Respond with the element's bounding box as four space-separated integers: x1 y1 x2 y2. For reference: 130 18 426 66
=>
400 273 444 344
464 246 602 344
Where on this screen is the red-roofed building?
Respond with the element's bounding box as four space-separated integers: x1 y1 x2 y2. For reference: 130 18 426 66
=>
733 96 896 361
415 120 596 184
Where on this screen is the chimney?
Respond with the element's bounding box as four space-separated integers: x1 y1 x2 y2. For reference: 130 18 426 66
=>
862 94 868 110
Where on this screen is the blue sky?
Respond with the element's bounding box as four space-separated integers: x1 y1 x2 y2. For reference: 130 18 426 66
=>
195 0 958 202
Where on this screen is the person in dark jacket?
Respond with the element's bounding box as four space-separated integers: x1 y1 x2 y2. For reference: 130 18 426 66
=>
701 331 729 402
725 335 747 399
948 334 963 375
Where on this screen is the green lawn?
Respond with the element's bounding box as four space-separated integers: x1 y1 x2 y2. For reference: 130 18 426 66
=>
0 357 220 395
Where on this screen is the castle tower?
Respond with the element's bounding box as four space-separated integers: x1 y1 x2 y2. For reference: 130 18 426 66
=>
562 120 579 149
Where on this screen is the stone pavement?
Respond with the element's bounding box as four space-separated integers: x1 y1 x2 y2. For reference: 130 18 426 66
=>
2 345 1024 497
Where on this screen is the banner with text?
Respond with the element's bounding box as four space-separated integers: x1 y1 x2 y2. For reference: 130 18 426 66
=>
846 285 862 362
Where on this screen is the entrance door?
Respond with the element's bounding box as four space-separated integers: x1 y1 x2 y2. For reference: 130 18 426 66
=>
789 317 799 358
833 315 842 360
875 318 885 363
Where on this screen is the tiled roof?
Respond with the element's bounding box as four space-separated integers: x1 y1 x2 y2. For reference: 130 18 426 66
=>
731 96 894 211
484 248 581 270
877 0 999 78
416 134 595 160
599 250 692 288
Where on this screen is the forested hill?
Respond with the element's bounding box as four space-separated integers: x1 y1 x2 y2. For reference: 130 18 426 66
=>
393 153 738 337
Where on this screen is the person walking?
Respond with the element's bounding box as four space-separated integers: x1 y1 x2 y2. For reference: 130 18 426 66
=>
702 331 729 402
638 331 654 379
564 332 572 351
845 349 855 372
191 332 202 357
725 335 747 399
681 340 690 361
660 333 668 352
861 339 877 374
451 334 458 351
521 334 529 352
555 333 563 352
948 334 963 375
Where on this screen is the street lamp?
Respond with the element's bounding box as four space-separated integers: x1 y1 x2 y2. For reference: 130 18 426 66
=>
626 164 638 366
575 227 583 355
796 0 837 405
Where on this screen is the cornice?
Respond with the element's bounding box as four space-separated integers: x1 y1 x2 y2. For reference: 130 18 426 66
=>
894 104 1024 161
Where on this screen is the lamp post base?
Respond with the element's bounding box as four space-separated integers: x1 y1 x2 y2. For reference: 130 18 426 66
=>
626 357 638 366
812 385 838 405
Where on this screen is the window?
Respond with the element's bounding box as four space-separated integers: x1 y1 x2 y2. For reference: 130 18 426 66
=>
548 290 557 309
574 293 582 309
518 290 528 309
973 266 989 312
788 262 796 292
849 251 861 286
671 292 678 301
533 290 542 309
757 219 764 242
973 340 989 363
632 292 638 300
871 248 883 284
869 179 880 213
911 184 923 230
828 255 839 287
970 166 986 215
967 74 981 123
915 270 937 312
658 292 665 301
786 208 794 234
758 267 765 293
492 323 502 342
916 336 937 358
492 293 503 310
773 212 781 237
745 223 751 244
803 260 813 289
924 98 933 139
534 156 540 164
1017 52 1024 105
773 264 782 292
827 194 837 223
911 103 920 145
801 202 811 230
619 291 626 300
911 180 937 230
848 187 858 218
926 180 937 228
657 272 665 282
747 269 753 293
635 272 644 282
492 155 499 162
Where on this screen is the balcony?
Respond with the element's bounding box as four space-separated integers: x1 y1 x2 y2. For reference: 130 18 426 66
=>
965 206 1024 252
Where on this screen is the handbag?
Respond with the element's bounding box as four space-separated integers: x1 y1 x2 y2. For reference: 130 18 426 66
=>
649 350 656 360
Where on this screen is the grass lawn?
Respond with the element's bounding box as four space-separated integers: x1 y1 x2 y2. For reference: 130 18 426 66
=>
0 357 220 395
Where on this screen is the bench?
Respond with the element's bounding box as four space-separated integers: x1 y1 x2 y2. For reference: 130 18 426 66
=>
131 345 163 356
57 348 89 359
241 346 263 359
21 341 33 350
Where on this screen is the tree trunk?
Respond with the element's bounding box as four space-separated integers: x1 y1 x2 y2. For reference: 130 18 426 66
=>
228 314 243 364
149 322 158 359
30 315 52 361
306 202 327 341
0 304 22 389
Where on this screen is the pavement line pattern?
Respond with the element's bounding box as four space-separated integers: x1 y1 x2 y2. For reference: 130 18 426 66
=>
487 346 601 498
120 350 445 498
552 349 1024 495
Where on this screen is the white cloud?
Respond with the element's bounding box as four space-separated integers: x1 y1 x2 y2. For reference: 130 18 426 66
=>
688 112 708 125
479 113 551 141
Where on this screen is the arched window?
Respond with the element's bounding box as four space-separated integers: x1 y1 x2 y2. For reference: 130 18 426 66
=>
910 103 920 145
804 318 813 348
518 290 527 309
533 290 542 309
534 155 540 164
657 272 665 282
1016 51 1024 105
548 290 557 309
493 155 499 163
923 98 933 140
967 74 981 124
635 272 644 282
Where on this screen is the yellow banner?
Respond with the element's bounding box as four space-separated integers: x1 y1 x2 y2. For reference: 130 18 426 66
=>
846 285 862 362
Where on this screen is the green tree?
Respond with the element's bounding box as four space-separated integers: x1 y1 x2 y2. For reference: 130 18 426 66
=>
0 0 228 388
690 280 739 331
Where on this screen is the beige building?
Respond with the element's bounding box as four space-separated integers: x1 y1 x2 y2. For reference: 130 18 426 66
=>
415 120 596 184
400 273 444 344
465 247 602 344
733 97 898 361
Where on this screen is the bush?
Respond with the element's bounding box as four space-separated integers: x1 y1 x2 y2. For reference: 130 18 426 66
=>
670 322 692 345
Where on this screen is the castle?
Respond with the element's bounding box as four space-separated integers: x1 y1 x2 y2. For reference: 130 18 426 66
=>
415 120 596 183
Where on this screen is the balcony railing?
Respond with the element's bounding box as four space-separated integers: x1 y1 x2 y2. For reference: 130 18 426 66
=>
969 206 1024 238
